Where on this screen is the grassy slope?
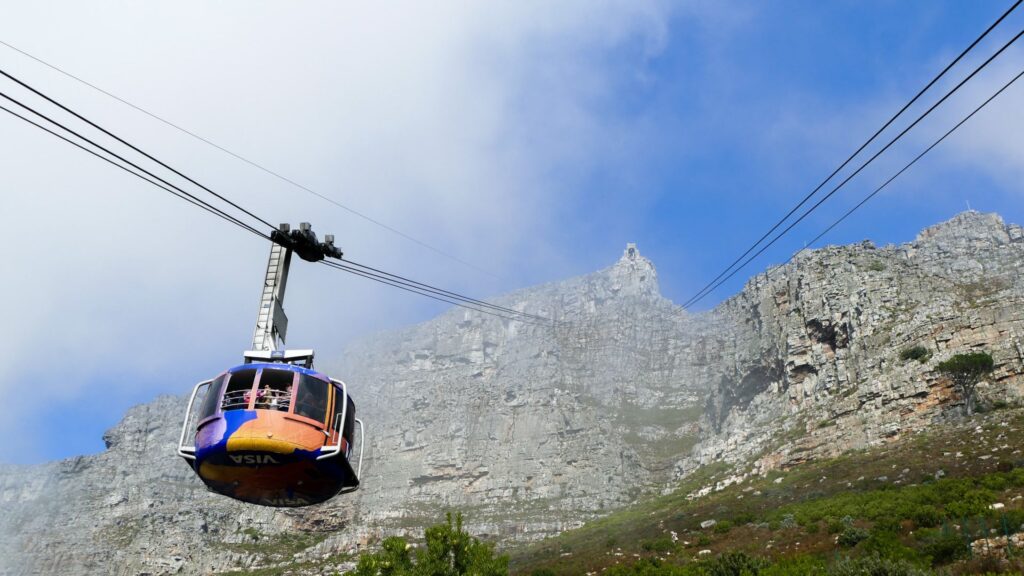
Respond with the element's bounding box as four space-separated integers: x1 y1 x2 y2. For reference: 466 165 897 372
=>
213 408 1024 575
510 407 1024 575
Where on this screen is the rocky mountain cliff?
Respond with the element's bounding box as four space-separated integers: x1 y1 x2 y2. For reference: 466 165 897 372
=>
2 212 1023 576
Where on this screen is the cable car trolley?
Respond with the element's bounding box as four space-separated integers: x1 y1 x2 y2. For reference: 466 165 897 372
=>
177 223 364 507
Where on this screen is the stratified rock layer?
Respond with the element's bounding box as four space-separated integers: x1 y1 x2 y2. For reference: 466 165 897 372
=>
2 212 1023 575
695 211 1024 478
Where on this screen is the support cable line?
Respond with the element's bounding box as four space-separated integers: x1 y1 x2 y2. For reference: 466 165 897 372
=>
682 23 1024 310
785 65 1024 272
0 91 272 241
0 39 500 280
320 260 552 327
0 82 553 326
336 258 554 323
0 67 278 232
680 0 1022 309
0 103 271 241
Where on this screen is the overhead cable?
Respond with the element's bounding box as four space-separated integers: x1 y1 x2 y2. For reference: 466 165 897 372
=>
338 258 554 322
682 23 1024 310
786 66 1024 269
0 67 278 232
0 79 549 325
0 103 271 240
681 0 1023 309
320 260 552 326
0 39 500 280
0 91 272 240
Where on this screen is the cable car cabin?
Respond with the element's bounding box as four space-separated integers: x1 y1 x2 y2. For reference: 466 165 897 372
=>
177 355 363 507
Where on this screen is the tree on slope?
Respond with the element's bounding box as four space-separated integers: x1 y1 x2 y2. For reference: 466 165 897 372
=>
350 513 508 576
936 351 994 416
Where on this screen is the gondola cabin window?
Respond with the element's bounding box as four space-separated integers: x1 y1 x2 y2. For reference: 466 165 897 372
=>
257 369 295 411
295 374 330 423
329 387 355 447
222 369 257 411
197 374 226 421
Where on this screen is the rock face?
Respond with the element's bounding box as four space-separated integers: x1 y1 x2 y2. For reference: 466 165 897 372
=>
693 211 1024 478
2 212 1023 575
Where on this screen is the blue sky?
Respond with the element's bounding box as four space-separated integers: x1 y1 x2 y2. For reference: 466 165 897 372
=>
1 1 1023 464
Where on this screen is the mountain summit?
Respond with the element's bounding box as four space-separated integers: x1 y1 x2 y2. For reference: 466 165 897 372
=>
608 243 659 298
2 212 1023 575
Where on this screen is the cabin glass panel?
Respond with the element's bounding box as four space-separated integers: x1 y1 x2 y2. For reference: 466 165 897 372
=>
222 369 257 411
197 374 226 420
256 369 295 411
295 374 329 423
330 387 345 431
343 396 355 447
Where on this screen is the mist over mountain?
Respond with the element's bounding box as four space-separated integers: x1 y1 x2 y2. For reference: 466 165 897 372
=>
2 211 1022 576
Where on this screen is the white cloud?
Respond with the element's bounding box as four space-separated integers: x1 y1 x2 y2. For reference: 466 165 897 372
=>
929 47 1024 189
0 0 684 462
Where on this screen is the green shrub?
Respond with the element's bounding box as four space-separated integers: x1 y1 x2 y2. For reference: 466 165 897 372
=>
872 517 902 534
350 513 507 576
859 530 927 566
697 534 711 546
899 346 931 363
640 537 676 553
999 509 1024 530
713 520 733 534
837 526 869 548
702 551 767 576
910 505 942 528
603 558 672 576
530 569 557 576
761 556 827 576
829 554 929 576
979 474 1009 491
919 529 968 565
945 489 993 518
732 512 756 525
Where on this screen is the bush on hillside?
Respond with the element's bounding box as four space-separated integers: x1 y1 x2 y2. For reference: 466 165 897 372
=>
702 551 767 576
837 526 869 548
829 554 929 576
899 346 931 364
350 513 507 576
713 520 733 534
910 505 942 529
641 537 677 553
859 530 927 566
917 529 968 565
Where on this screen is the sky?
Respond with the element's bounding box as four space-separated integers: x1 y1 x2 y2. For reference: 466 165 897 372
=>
1 1 1023 465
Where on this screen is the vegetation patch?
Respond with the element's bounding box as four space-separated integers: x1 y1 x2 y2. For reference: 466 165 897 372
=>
510 409 1024 576
216 529 330 565
899 345 931 364
936 351 994 416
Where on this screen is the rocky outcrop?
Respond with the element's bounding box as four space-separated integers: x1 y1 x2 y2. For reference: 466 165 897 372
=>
2 212 1023 575
692 211 1024 477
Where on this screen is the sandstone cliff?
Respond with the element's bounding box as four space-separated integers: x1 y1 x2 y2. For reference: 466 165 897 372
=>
1 211 1022 575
